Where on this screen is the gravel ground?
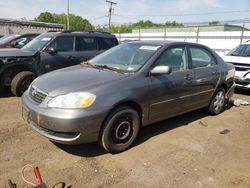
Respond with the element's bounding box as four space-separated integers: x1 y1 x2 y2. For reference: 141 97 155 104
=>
0 88 250 188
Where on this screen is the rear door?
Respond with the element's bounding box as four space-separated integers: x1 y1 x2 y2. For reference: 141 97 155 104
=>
149 45 197 123
74 36 100 62
187 45 221 107
40 36 77 73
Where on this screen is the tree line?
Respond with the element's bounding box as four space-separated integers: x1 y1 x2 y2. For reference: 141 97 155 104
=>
35 12 219 33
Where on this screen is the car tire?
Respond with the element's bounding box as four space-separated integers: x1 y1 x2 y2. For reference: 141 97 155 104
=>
99 106 140 153
208 87 226 115
11 71 36 97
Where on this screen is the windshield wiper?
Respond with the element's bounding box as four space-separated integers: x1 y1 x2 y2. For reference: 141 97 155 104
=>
96 64 124 74
80 61 101 69
81 61 124 74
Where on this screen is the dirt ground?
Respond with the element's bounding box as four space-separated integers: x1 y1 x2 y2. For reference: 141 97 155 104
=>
0 88 250 188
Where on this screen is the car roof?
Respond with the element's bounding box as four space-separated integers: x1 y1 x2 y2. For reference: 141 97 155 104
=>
127 40 206 47
41 31 117 38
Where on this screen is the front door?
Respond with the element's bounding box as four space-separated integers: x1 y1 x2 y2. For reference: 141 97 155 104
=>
148 45 196 123
39 36 78 74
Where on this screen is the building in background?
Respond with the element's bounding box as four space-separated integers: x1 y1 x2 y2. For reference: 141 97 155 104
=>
0 18 65 35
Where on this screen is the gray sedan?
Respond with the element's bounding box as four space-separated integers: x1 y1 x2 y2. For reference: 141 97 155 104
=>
22 41 235 153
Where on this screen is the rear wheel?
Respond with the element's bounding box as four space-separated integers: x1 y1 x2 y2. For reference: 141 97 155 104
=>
208 87 226 115
99 106 140 153
11 71 36 96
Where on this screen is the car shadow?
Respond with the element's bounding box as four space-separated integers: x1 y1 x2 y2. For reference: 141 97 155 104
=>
0 87 13 98
55 109 208 157
235 88 250 96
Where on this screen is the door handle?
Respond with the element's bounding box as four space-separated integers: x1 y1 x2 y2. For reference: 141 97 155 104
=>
184 74 193 81
66 55 77 60
212 70 219 75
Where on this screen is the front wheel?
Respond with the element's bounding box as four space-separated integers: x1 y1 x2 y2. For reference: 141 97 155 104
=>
208 87 226 115
99 106 140 153
11 71 36 97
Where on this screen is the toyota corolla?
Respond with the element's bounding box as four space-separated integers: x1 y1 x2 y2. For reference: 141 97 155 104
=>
22 41 235 153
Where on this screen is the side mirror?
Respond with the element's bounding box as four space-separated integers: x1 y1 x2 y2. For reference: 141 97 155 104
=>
45 47 57 55
150 65 172 75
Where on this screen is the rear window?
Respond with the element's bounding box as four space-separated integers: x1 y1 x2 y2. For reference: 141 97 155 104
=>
98 38 118 50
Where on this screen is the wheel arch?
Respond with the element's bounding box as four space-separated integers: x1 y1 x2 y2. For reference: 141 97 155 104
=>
0 65 35 86
99 100 143 137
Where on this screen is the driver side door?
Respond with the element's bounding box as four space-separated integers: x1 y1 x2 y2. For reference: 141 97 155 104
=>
148 45 197 123
39 36 78 74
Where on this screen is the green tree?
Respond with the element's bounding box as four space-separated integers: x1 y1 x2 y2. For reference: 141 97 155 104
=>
34 12 55 23
132 20 163 28
34 12 93 30
209 21 220 26
165 21 183 27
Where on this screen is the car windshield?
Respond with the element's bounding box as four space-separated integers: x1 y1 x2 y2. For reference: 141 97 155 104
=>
89 43 161 72
228 44 250 57
0 34 19 44
22 35 53 51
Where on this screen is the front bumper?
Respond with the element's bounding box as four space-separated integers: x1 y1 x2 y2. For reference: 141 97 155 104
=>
234 70 250 89
22 91 109 145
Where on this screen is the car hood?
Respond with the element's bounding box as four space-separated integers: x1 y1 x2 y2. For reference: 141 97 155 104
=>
222 55 250 64
0 49 36 57
33 65 128 96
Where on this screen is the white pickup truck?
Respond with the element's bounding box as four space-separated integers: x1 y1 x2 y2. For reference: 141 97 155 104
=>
220 42 250 90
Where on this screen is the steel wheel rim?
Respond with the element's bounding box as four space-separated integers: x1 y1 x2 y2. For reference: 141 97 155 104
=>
213 91 225 112
21 77 33 94
111 113 134 144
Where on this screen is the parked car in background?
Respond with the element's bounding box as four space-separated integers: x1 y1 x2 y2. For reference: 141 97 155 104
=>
0 33 38 49
221 42 250 90
22 41 235 153
0 31 118 96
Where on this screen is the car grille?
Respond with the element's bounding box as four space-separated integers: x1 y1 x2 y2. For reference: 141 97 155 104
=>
29 85 48 104
229 62 250 71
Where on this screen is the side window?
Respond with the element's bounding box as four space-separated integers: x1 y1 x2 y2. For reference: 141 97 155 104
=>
76 36 98 51
50 36 74 52
15 37 28 46
98 38 118 49
154 47 188 72
190 47 217 68
242 45 250 56
26 35 36 43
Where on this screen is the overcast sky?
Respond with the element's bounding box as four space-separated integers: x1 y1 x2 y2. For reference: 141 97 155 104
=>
0 0 250 26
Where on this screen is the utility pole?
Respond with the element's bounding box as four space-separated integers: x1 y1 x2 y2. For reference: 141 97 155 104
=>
67 0 70 30
106 0 117 30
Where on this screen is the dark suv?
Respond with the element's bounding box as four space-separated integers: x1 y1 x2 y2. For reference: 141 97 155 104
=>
0 31 118 96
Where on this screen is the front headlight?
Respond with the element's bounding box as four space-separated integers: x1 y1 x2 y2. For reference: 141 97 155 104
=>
48 92 96 109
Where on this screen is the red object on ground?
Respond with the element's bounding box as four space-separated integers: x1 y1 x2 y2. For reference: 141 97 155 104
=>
33 166 43 185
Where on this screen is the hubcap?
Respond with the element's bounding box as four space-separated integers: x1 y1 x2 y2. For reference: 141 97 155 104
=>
213 91 225 112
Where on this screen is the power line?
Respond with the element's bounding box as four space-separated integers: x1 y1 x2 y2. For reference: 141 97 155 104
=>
117 9 250 18
106 0 117 30
89 15 107 21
